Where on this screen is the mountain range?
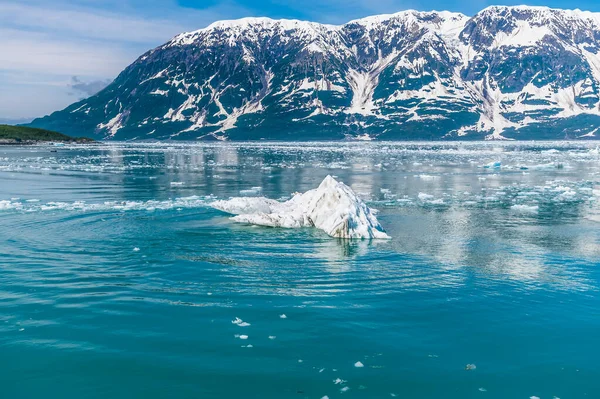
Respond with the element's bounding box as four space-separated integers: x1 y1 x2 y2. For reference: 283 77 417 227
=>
28 6 600 140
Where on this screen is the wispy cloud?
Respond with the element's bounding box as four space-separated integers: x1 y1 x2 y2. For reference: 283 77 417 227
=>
68 76 112 96
0 0 250 119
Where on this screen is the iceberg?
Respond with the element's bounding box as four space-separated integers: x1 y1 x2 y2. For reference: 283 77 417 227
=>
211 175 390 239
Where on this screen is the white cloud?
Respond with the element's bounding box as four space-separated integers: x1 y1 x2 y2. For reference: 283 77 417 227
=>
0 0 251 119
0 1 191 43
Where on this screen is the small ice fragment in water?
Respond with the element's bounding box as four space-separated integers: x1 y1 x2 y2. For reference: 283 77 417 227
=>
246 344 253 348
354 361 364 368
340 387 350 393
19 328 24 332
268 336 276 340
321 396 329 399
418 192 434 201
232 317 251 327
133 247 140 252
333 378 346 385
479 388 487 392
390 394 397 397
279 314 287 319
239 335 248 340
484 161 501 169
530 396 540 399
211 175 389 239
511 204 539 213
465 364 476 370
319 368 325 373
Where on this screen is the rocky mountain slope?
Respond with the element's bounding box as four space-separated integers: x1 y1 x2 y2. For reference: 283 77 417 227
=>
29 6 600 140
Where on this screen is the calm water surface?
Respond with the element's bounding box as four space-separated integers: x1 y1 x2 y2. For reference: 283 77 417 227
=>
1 142 599 398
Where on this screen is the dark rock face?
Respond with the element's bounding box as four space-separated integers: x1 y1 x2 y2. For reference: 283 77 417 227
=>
29 6 600 140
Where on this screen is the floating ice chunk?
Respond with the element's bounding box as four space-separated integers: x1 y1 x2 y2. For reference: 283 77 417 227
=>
268 336 276 340
232 317 251 327
212 176 389 239
170 182 184 186
240 187 262 196
279 314 287 319
239 335 248 340
530 396 540 399
321 396 329 399
511 204 539 213
133 247 140 252
483 161 501 169
333 378 346 385
465 364 477 371
418 192 434 201
354 361 364 368
340 386 350 393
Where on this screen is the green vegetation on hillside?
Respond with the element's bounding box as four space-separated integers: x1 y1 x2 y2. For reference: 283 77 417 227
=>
0 125 93 143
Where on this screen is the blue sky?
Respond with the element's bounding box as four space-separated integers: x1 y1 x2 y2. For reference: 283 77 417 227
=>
3 0 600 122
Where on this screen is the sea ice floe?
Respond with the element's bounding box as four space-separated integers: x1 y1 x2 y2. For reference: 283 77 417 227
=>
354 361 364 368
279 314 287 319
239 335 248 340
211 175 389 239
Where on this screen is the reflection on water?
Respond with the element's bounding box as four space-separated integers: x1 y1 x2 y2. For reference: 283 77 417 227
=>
0 142 599 398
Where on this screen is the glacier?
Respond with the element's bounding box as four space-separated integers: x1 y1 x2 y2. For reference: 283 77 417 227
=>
211 176 390 239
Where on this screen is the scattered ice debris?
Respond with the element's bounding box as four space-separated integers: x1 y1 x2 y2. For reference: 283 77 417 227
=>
211 175 390 239
133 247 140 252
279 314 287 319
333 378 346 385
465 364 477 371
354 361 364 368
232 317 251 327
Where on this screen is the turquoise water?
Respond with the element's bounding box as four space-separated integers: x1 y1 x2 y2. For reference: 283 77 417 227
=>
1 142 599 398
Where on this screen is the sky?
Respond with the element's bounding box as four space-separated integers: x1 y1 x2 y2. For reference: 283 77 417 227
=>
2 0 600 122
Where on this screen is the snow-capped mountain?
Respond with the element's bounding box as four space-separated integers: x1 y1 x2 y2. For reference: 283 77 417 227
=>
29 6 600 140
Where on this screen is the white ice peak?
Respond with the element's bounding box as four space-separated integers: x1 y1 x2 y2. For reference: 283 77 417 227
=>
211 176 390 239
